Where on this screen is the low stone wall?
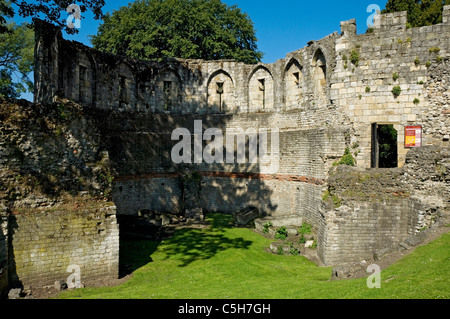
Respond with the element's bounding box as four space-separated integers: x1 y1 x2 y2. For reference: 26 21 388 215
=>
317 146 449 266
8 204 119 290
318 198 421 265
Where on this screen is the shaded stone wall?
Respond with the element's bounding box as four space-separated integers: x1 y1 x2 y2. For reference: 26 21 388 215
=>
90 106 349 217
8 205 119 290
0 205 8 297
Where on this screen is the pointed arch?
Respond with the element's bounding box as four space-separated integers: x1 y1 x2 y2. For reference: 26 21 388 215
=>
77 50 97 106
283 57 303 109
311 48 328 107
248 65 274 112
155 68 182 112
207 69 236 113
115 61 137 110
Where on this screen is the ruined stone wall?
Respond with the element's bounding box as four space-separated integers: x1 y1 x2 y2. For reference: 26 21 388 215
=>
31 7 450 266
8 205 119 290
332 11 450 168
318 146 449 265
0 97 120 295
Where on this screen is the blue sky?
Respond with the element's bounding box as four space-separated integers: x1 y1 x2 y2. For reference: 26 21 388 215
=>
13 0 388 101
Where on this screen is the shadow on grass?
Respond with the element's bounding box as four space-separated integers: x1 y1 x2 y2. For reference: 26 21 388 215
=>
119 239 160 278
160 213 253 267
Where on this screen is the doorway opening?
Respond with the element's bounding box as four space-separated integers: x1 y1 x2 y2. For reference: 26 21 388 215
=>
371 123 398 168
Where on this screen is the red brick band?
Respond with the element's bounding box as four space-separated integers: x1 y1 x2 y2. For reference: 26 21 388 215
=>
115 172 324 185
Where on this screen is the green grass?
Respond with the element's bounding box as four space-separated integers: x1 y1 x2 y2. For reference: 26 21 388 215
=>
58 214 450 299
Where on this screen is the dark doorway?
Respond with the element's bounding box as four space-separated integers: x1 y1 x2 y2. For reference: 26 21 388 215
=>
371 123 398 168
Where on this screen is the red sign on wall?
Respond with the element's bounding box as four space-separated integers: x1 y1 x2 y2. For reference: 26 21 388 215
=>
405 126 422 148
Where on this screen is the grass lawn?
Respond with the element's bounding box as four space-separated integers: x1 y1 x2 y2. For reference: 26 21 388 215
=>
58 214 450 299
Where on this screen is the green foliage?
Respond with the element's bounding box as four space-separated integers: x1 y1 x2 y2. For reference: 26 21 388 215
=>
277 245 284 255
426 61 432 67
0 21 34 98
378 125 398 168
1 0 105 35
392 86 402 97
336 147 356 167
365 86 371 93
262 221 272 234
436 56 443 62
298 223 312 235
429 47 441 54
91 0 263 64
414 57 420 65
289 243 300 255
275 226 288 240
366 27 374 34
382 0 450 28
350 49 359 66
393 72 399 81
413 98 420 105
322 190 342 208
298 234 306 244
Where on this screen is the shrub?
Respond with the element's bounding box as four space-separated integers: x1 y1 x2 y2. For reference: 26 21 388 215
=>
413 98 420 105
426 61 431 67
365 86 371 93
429 47 440 54
392 86 402 97
299 234 306 244
338 147 356 166
414 58 420 66
263 221 272 234
436 56 443 63
275 226 288 240
350 49 359 66
298 223 312 235
393 72 399 81
289 243 300 255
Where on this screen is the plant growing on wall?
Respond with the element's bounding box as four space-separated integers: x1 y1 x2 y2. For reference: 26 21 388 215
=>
350 49 360 66
334 147 356 166
392 86 402 97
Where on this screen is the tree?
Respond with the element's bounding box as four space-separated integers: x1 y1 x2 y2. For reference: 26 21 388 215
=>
0 21 34 98
0 0 105 35
0 0 14 34
382 0 450 27
91 0 263 64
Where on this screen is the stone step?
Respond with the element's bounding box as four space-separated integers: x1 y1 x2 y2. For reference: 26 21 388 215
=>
254 215 303 233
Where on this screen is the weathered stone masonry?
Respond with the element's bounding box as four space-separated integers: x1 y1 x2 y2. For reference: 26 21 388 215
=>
28 7 450 270
7 205 119 290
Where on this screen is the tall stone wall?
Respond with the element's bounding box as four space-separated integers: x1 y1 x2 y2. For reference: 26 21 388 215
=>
8 205 119 290
332 11 450 168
